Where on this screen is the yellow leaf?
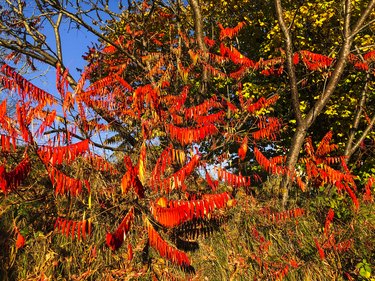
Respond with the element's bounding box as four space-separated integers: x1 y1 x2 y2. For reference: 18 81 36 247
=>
88 193 92 209
138 142 147 184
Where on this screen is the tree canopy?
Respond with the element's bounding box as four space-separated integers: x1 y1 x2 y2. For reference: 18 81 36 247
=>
0 0 374 280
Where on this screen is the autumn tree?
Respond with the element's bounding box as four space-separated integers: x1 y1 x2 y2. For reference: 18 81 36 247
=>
1 1 375 280
195 0 375 203
0 1 283 278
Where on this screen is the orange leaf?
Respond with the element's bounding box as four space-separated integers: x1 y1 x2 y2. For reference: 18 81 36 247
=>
106 207 134 251
314 238 325 260
127 243 133 261
146 219 190 267
238 136 248 161
16 232 25 249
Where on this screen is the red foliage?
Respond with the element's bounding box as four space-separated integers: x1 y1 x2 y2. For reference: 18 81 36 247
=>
217 168 251 188
254 148 285 175
0 155 31 193
84 153 119 174
218 22 246 40
334 239 353 253
38 140 90 166
106 207 134 251
314 238 325 260
260 207 305 224
0 63 56 105
165 123 218 146
157 154 200 193
54 217 92 240
16 232 25 249
0 134 17 152
122 157 142 193
147 219 190 267
150 192 232 227
324 209 335 238
299 132 358 208
2 16 374 275
252 117 282 141
247 95 280 113
363 176 374 202
363 50 375 62
238 136 248 161
48 167 90 196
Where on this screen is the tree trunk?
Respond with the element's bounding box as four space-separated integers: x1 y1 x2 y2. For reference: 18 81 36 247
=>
282 124 308 207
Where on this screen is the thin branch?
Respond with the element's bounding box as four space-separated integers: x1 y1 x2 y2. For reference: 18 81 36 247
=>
304 0 352 127
344 45 370 159
53 13 63 62
44 0 147 71
347 114 375 159
188 0 208 94
275 0 302 125
0 38 58 66
350 0 375 37
43 129 126 151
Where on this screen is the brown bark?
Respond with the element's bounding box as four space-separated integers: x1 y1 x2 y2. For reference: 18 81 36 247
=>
188 0 208 95
275 0 302 125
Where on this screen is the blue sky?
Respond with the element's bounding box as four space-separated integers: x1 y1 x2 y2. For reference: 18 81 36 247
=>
24 1 123 94
30 22 96 94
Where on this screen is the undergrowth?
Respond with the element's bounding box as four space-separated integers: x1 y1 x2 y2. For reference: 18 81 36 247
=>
1 173 374 281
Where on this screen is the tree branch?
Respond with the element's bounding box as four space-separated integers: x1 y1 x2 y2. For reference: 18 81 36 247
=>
43 129 126 152
43 0 147 72
188 0 208 94
304 0 352 127
346 114 375 160
275 0 302 125
350 0 375 37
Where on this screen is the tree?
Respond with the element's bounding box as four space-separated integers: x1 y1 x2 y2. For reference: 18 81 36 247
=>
1 1 374 280
0 1 283 278
274 0 375 204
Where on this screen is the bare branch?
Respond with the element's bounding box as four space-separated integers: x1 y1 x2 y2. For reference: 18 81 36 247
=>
350 0 375 37
275 0 302 125
188 0 208 94
43 0 147 71
347 114 375 159
304 0 352 127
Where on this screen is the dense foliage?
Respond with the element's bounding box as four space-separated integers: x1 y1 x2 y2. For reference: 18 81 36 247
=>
1 0 374 280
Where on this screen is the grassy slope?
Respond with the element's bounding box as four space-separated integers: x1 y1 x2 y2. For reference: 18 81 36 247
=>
1 173 374 281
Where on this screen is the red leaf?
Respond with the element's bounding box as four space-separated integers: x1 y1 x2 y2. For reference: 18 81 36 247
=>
314 238 325 260
238 136 248 161
293 52 299 65
363 176 374 202
1 154 31 193
204 36 216 47
151 192 232 227
218 22 246 40
363 50 375 62
146 219 190 267
16 232 25 249
127 243 133 261
0 63 56 105
38 140 90 166
324 208 334 237
106 207 134 251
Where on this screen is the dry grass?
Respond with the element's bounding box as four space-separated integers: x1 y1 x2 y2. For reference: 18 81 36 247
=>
1 167 374 280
